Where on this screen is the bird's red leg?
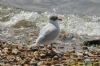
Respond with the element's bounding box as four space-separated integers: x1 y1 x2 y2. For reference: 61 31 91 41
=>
45 44 48 51
51 43 53 50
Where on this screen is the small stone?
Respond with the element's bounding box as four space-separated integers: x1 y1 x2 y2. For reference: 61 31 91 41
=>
44 61 51 66
57 53 64 58
37 61 44 66
16 56 22 62
31 62 37 66
34 51 40 60
2 47 8 54
2 49 9 56
17 45 23 50
30 58 35 64
53 56 59 60
34 51 39 57
59 31 68 40
12 48 19 54
0 50 3 55
63 64 68 66
30 47 38 52
4 63 11 66
23 64 29 66
13 64 20 66
46 50 56 58
7 55 15 62
62 57 66 60
54 64 61 66
47 58 52 61
40 53 46 59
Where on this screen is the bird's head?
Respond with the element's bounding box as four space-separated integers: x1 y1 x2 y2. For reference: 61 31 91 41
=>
49 16 62 21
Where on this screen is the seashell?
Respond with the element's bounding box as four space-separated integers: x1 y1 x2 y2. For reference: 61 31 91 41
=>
12 48 19 54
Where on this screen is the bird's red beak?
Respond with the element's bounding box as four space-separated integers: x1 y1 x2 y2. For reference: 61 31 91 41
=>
58 15 64 21
58 18 62 21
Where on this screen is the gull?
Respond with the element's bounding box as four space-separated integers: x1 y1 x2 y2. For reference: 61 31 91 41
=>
30 15 62 51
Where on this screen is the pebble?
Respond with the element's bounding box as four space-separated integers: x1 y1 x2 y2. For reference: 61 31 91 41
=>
53 56 59 60
2 47 8 54
31 62 38 66
12 48 19 54
7 55 15 62
38 61 44 66
40 53 46 59
23 64 29 66
0 41 99 66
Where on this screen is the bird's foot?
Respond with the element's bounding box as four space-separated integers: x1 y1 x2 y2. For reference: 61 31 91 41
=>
28 44 39 52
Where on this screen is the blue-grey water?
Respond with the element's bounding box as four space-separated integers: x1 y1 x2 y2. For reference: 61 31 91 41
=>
0 0 100 16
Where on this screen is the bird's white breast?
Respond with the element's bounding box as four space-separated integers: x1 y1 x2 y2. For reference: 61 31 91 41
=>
37 22 60 44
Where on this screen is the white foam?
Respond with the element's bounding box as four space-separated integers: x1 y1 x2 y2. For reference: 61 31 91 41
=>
1 8 100 36
60 15 100 36
0 11 40 27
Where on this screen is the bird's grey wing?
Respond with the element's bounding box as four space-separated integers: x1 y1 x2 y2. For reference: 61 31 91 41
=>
39 24 53 36
39 26 53 38
37 24 57 43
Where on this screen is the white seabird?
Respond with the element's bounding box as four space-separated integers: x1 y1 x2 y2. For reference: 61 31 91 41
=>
30 15 62 50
